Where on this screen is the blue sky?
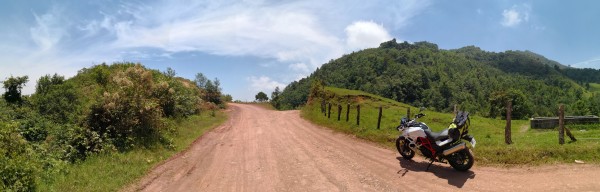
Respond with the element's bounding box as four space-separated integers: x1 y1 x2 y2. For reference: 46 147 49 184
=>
1 0 599 101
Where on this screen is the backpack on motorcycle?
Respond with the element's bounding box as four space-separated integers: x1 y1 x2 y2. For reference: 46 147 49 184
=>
453 111 470 135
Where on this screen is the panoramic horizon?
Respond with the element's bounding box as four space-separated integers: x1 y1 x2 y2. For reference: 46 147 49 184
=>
1 0 599 101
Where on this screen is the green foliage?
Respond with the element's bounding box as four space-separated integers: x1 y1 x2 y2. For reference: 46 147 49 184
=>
1 62 221 190
32 74 78 123
270 87 281 109
3 76 29 105
562 67 600 84
221 94 233 103
255 91 268 102
38 112 227 192
86 65 166 152
0 119 40 191
278 40 586 118
208 78 223 105
488 89 532 119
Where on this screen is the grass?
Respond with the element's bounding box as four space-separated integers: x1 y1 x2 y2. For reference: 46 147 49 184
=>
38 111 228 192
589 83 600 93
303 87 600 166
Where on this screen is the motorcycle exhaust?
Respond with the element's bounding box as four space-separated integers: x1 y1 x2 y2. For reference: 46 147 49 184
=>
443 143 466 156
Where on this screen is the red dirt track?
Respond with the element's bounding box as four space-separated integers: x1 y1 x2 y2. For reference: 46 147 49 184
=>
127 103 600 191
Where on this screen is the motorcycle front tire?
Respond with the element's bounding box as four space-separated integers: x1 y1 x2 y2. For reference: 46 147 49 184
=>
448 148 474 171
396 137 415 160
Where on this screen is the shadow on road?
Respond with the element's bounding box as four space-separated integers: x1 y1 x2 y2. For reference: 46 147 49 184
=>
396 157 475 188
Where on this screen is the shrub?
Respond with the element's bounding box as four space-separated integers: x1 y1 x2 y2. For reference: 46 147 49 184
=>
0 121 40 192
85 65 164 151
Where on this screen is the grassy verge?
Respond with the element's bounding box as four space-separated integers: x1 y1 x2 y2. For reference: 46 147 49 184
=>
303 87 600 166
38 111 227 191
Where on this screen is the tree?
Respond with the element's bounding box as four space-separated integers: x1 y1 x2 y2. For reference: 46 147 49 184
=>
255 92 268 102
194 73 208 89
271 87 281 109
33 74 77 123
3 75 29 104
164 67 176 78
203 78 222 105
489 89 532 119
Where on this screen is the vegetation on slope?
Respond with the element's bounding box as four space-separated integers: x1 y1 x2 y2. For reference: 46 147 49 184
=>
279 39 600 118
303 86 600 165
0 63 226 191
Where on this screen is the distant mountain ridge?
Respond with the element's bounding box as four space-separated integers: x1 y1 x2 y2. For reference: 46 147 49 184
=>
276 39 600 118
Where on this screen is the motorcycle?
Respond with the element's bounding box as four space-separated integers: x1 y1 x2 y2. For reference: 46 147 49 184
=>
395 108 476 171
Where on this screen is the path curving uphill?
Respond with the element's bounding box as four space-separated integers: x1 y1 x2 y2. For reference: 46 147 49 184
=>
127 103 600 191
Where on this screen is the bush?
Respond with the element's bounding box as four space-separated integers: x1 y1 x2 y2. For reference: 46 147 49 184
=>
0 121 40 192
33 74 79 124
85 65 164 151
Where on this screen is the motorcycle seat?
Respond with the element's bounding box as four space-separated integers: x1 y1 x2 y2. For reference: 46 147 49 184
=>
424 128 449 141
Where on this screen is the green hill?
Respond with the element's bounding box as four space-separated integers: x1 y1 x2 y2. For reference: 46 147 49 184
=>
303 86 600 165
1 63 225 191
279 39 600 117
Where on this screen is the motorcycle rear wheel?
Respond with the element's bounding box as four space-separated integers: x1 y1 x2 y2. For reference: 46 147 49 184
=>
448 148 474 171
396 137 415 160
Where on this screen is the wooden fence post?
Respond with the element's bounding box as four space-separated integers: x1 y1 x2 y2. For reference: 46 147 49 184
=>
356 105 360 125
377 106 383 129
328 103 332 119
337 105 342 121
322 99 326 116
407 107 411 119
505 101 513 145
346 103 350 122
321 99 325 114
559 104 565 145
454 104 458 116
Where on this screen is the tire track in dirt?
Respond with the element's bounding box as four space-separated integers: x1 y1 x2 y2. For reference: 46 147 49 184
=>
127 103 600 192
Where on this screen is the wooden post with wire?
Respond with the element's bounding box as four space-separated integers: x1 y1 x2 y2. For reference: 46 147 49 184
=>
328 103 331 119
346 103 350 122
337 104 342 121
377 106 383 129
559 104 565 144
356 105 360 125
505 101 513 145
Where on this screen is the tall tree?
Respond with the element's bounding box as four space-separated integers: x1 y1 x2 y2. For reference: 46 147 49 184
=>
194 73 208 89
204 78 222 105
271 87 281 108
3 75 29 104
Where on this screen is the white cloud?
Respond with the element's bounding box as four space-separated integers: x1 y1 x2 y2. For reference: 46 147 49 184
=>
289 63 310 73
30 8 65 51
248 76 286 96
572 58 600 69
1 0 431 99
501 4 531 27
345 21 393 51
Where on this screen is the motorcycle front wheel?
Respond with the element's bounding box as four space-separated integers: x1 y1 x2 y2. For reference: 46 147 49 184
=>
448 148 474 171
396 137 415 160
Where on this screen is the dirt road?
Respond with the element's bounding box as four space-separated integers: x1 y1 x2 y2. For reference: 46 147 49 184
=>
128 103 600 191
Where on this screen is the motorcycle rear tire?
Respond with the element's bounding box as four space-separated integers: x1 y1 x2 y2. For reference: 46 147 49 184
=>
448 148 474 171
396 137 415 160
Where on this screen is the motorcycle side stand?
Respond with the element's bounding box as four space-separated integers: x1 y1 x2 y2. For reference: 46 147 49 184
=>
426 159 435 171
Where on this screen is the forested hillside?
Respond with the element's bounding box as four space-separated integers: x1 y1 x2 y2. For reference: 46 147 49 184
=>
277 39 600 118
0 63 225 191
